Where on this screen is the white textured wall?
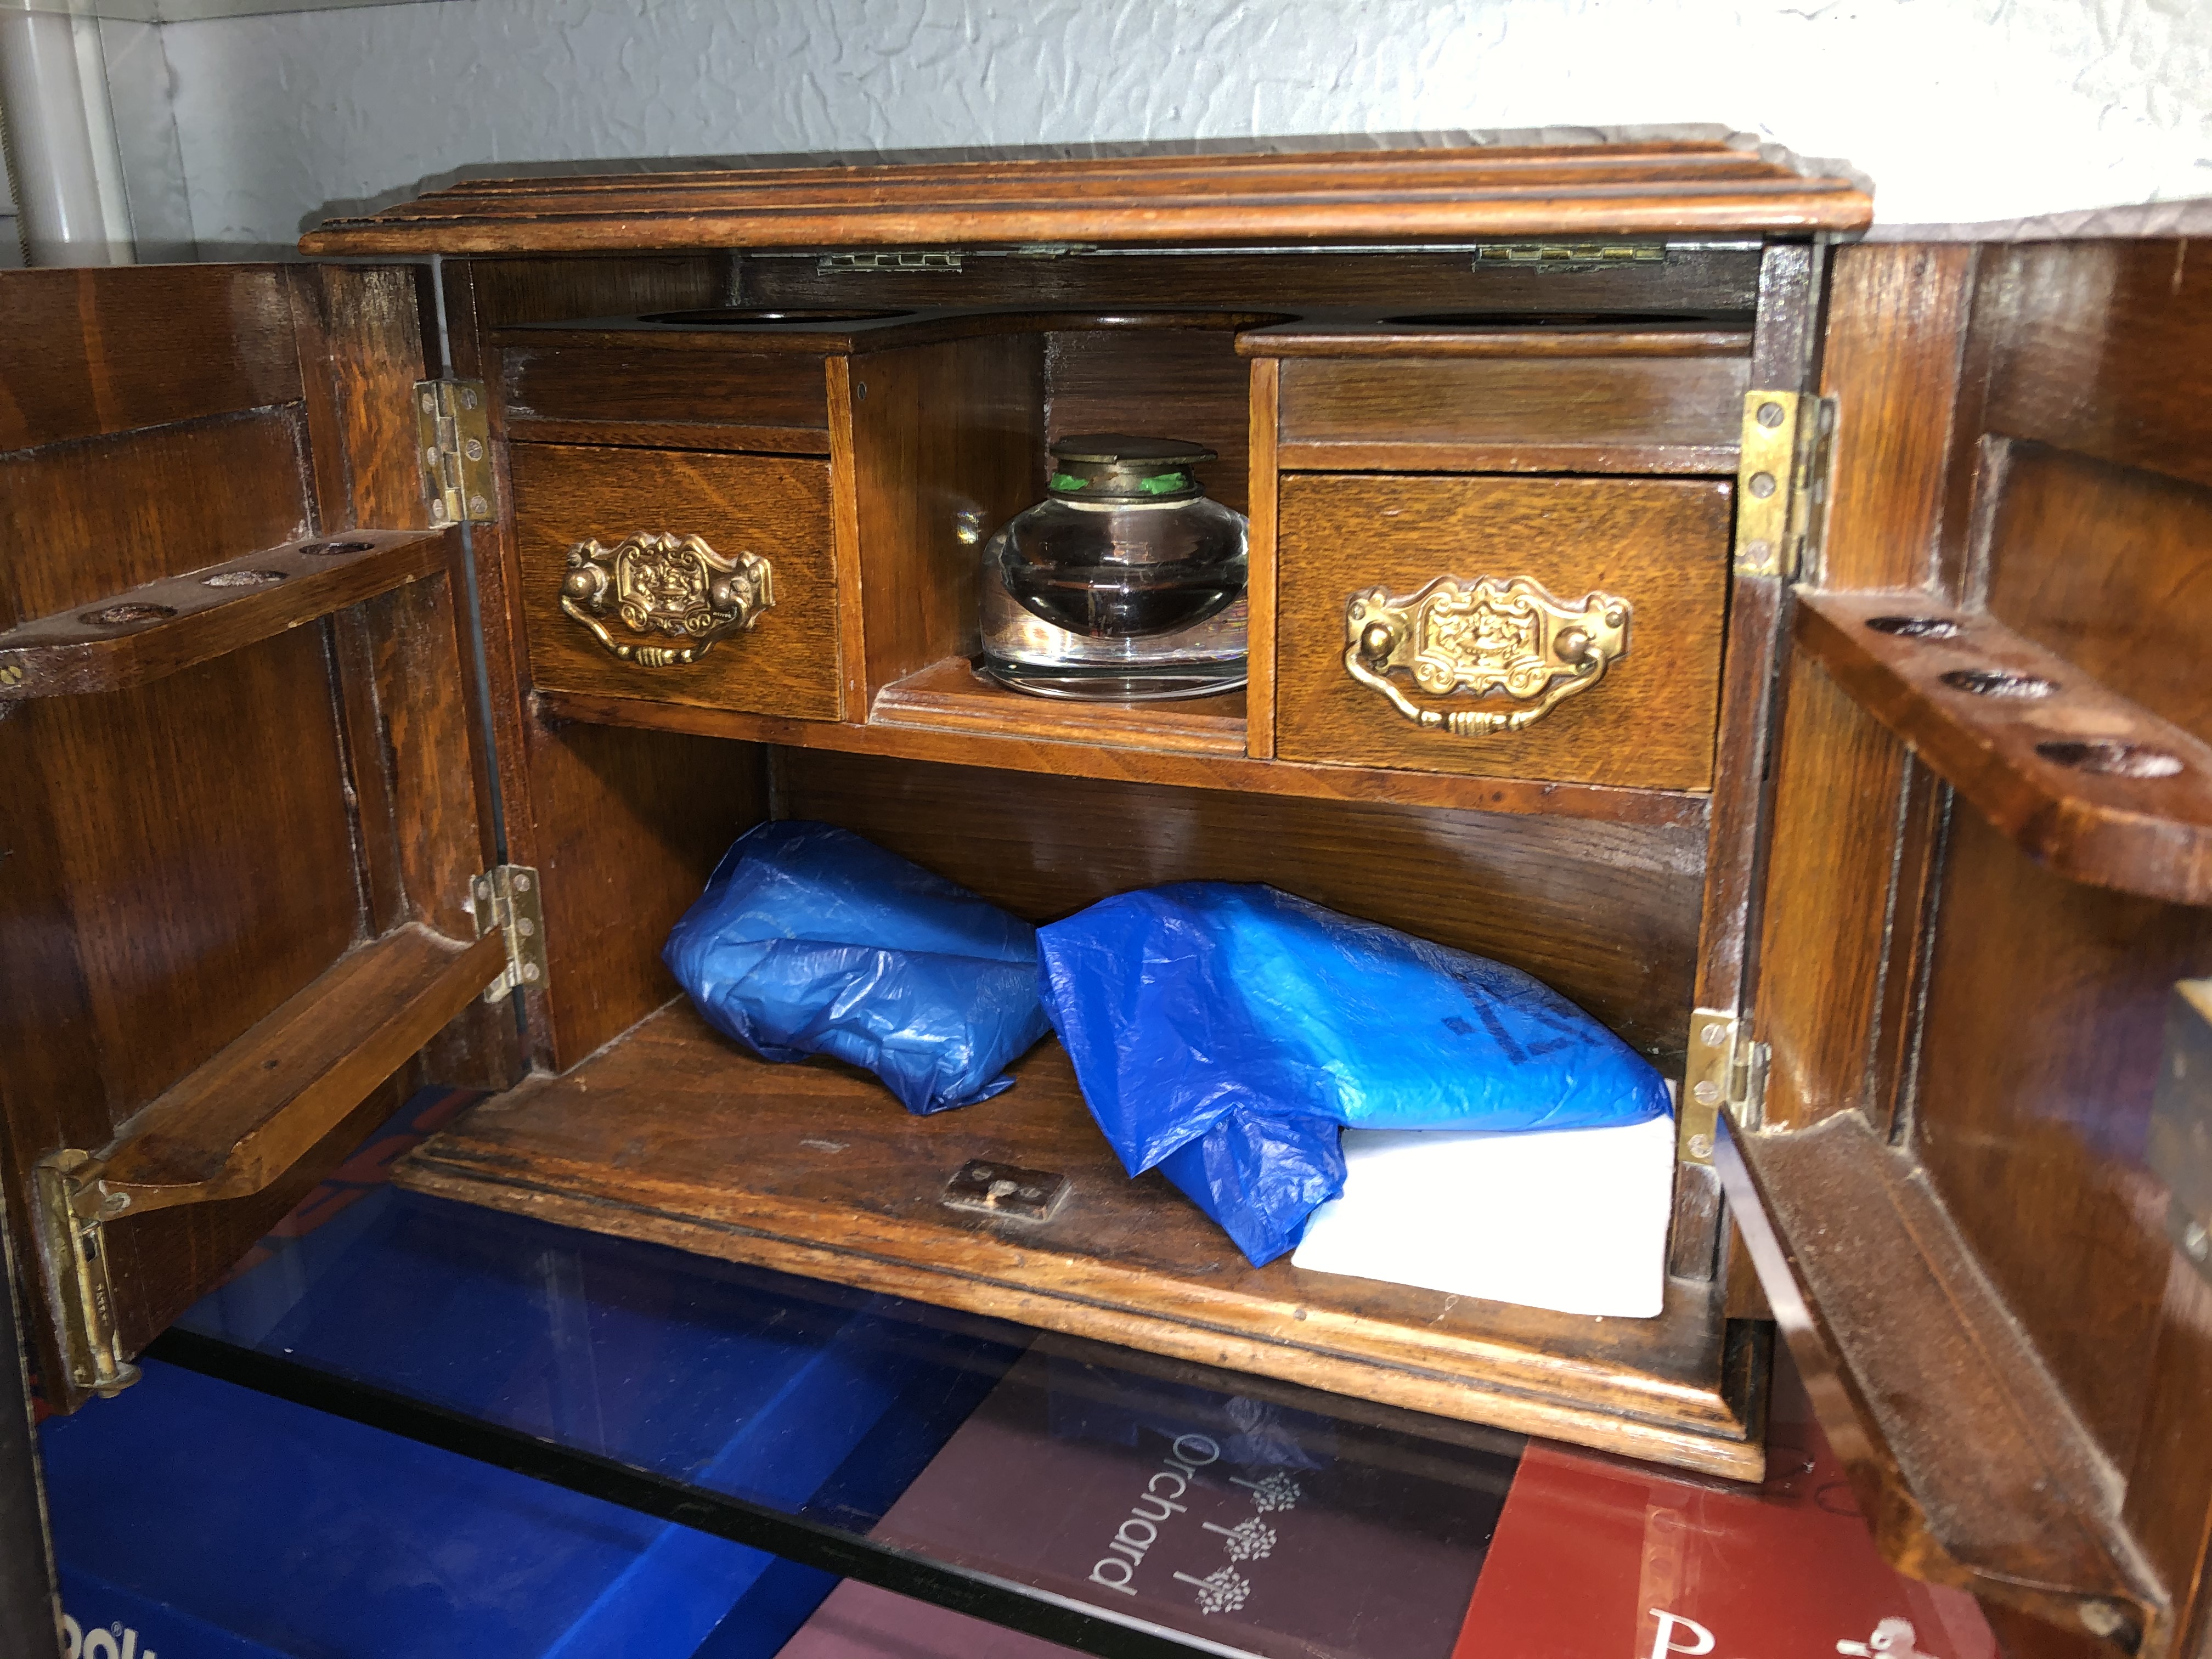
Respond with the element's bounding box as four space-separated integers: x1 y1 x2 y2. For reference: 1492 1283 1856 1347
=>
154 0 2212 255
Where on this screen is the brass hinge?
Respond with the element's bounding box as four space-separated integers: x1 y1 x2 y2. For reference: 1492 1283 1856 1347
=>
414 379 498 526
1733 390 1836 579
1681 1008 1769 1167
469 865 548 1002
1474 242 1668 273
817 250 963 273
31 1150 139 1398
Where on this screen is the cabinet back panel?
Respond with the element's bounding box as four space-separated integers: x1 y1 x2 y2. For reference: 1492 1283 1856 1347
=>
776 749 1702 1060
741 248 1764 315
1044 330 1251 515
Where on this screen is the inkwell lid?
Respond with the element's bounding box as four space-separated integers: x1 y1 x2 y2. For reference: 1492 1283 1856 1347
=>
1047 434 1216 503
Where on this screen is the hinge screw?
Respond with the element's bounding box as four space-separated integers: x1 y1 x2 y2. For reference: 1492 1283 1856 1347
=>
1700 1022 1728 1047
522 962 542 983
1688 1133 1714 1159
1692 1080 1722 1105
1756 400 1787 428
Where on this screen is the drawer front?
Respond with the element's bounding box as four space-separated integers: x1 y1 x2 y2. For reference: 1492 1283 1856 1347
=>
504 348 831 435
1277 356 1748 471
1274 475 1730 790
513 443 843 720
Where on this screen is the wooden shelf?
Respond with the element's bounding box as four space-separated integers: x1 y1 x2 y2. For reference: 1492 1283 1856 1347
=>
871 657 1248 758
1795 589 2212 904
532 687 1711 831
1718 1111 2162 1652
93 924 507 1214
395 1001 1765 1479
0 529 453 701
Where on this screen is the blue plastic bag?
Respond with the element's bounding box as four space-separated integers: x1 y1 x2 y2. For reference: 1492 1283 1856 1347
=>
1037 883 1671 1265
664 821 1052 1114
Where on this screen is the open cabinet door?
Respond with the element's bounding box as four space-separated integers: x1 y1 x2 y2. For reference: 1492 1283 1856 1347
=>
0 266 521 1413
1724 239 2212 1659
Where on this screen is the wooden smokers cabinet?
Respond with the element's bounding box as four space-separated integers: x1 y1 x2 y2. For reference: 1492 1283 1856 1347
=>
6 145 2212 1658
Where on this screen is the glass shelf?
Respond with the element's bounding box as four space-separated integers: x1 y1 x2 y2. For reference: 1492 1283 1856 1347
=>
36 1086 1992 1659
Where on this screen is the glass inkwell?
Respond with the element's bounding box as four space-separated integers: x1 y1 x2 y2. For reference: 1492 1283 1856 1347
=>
979 434 1248 701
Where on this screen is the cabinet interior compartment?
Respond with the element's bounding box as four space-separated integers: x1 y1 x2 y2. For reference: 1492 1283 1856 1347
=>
384 242 1779 1480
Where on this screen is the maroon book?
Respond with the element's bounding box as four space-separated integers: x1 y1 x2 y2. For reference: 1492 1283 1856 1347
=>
781 1338 1520 1659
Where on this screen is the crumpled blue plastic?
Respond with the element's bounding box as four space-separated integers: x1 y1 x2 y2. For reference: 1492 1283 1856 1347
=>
1037 882 1672 1266
663 821 1052 1115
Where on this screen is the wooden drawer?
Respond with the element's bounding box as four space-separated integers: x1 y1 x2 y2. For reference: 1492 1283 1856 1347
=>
1276 354 1747 473
503 347 831 451
1273 474 1730 790
511 443 843 720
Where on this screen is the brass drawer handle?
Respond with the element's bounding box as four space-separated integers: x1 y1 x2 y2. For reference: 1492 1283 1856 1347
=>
1343 575 1630 735
560 532 775 666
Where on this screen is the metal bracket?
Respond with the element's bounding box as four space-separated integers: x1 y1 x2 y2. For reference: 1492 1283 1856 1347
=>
1683 1008 1769 1167
1473 242 1668 273
2150 980 2212 1284
414 379 498 526
469 865 548 1003
817 250 962 273
31 1150 139 1398
942 1159 1070 1223
1733 390 1835 580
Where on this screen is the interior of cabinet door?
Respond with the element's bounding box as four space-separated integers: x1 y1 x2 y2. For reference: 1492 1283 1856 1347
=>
1730 240 2212 1659
0 266 512 1410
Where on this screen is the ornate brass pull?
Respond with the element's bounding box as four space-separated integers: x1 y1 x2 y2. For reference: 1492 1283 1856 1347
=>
559 532 774 666
1343 574 1629 735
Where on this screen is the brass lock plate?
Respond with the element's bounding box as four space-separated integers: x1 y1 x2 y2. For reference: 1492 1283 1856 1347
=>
943 1159 1070 1223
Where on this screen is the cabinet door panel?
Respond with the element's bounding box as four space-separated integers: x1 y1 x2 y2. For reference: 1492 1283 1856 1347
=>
1733 239 2212 1659
0 266 509 1410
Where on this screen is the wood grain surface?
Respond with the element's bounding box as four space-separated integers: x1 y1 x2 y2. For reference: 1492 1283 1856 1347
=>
1 409 311 618
1242 319 1753 359
1752 656 1916 1132
870 658 1246 758
1277 354 1747 473
1815 242 1979 592
844 335 1043 699
1046 328 1253 516
1246 354 1281 758
396 1002 1763 1478
1983 442 2212 747
0 266 302 449
93 926 506 1211
502 345 831 432
778 749 1703 1061
0 529 451 700
538 685 1713 830
1793 589 2212 905
746 246 1763 317
509 442 844 719
1718 1114 2157 1654
303 142 1871 255
1274 475 1731 789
